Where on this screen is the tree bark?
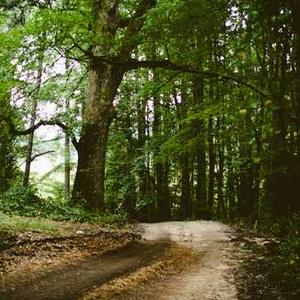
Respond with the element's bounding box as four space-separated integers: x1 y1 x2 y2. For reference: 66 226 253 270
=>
71 0 157 210
137 99 152 199
23 52 43 187
180 157 192 219
207 117 215 215
23 100 37 187
225 141 236 221
64 97 71 200
193 74 207 219
72 61 124 209
216 116 226 219
263 5 291 217
153 90 171 221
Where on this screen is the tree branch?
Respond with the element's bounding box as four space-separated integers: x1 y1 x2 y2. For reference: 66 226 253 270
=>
3 117 79 151
125 59 269 97
119 0 156 57
118 17 130 28
30 150 55 163
95 55 269 97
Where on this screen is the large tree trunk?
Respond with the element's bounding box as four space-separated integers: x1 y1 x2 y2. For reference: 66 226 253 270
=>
71 0 156 210
72 61 124 210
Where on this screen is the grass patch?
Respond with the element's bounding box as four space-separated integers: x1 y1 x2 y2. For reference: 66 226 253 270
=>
0 210 128 244
0 212 62 236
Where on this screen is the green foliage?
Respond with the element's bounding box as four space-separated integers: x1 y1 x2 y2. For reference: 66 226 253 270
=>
0 127 16 193
0 185 126 224
0 185 42 216
0 0 298 230
40 198 126 224
267 215 300 295
0 211 58 236
277 236 300 289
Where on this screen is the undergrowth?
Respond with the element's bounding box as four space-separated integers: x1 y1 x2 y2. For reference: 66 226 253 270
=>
0 185 126 225
235 214 300 298
0 212 58 235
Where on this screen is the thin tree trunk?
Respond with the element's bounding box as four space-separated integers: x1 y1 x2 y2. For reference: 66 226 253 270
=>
237 110 256 223
193 74 207 219
225 142 236 222
153 90 171 221
64 97 71 200
208 117 215 216
122 115 137 220
216 116 226 219
136 98 153 208
23 52 43 187
175 86 192 219
180 157 192 219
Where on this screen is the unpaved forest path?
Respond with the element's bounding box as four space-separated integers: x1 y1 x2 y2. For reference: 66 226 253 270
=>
135 221 237 300
1 221 243 300
0 242 169 300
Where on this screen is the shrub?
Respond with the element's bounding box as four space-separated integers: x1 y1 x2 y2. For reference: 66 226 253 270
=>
0 185 127 224
275 215 300 293
0 185 42 216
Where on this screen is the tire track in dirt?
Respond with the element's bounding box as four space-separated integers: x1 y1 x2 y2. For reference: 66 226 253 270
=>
0 242 169 300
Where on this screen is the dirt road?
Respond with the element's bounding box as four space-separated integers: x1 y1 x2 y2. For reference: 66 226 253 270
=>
0 221 240 300
0 241 170 300
136 221 237 300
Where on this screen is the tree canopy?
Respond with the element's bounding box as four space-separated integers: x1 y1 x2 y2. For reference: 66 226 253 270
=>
0 0 299 225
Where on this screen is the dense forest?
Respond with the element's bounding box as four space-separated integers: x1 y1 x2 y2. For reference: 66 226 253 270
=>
0 0 299 226
0 0 300 298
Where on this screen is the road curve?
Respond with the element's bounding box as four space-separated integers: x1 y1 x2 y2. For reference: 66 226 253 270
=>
135 221 237 300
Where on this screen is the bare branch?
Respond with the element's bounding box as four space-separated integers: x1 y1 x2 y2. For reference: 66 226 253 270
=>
30 150 55 163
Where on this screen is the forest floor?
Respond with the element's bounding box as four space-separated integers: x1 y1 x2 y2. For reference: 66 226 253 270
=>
0 217 291 300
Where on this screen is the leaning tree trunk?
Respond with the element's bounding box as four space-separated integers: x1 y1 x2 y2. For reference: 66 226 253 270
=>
72 61 124 210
